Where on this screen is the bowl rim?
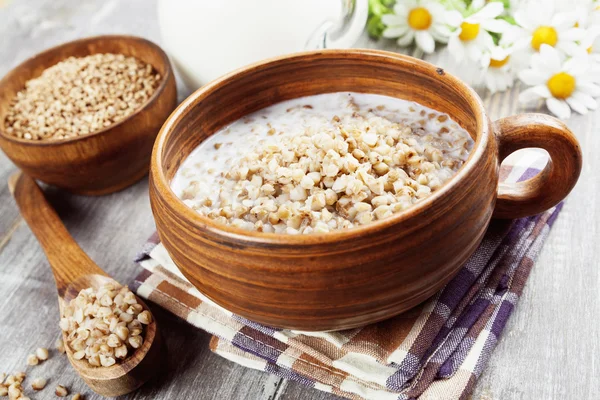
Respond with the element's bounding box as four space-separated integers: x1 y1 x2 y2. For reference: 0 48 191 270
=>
0 34 173 147
151 48 490 246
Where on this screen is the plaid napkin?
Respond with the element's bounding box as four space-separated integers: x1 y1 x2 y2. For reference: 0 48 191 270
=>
133 151 560 400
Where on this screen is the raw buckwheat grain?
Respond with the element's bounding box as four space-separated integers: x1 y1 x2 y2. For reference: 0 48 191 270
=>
59 282 149 367
26 354 39 366
56 338 66 354
35 347 49 361
8 382 22 399
31 377 47 391
55 384 69 397
4 53 161 141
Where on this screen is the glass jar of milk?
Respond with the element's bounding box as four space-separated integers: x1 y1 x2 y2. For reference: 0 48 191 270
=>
157 0 368 89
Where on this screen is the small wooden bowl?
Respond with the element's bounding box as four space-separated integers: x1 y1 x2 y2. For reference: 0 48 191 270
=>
150 49 582 331
0 35 177 195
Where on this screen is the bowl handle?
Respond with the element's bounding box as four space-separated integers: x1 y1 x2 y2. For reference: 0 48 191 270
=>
492 113 582 219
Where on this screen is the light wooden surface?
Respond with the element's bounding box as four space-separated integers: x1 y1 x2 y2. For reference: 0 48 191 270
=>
0 1 597 399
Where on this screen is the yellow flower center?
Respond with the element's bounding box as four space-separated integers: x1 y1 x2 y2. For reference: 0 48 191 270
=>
408 7 432 30
547 72 576 99
489 56 510 68
587 46 593 54
531 26 558 51
459 22 480 41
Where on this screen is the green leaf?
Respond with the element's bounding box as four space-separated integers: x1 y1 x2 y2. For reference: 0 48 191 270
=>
368 0 393 17
499 14 516 25
489 31 501 45
367 15 387 39
367 0 395 39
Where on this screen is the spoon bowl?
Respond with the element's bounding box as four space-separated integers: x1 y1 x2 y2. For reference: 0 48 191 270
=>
9 171 161 396
62 278 161 396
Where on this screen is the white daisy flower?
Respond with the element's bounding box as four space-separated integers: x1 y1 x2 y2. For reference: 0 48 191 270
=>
447 1 510 64
479 46 518 93
582 30 600 82
518 44 600 119
568 0 600 81
381 0 462 54
564 0 600 29
580 27 600 55
501 1 586 56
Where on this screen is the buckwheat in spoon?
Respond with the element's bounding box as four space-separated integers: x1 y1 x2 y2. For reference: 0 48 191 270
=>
8 172 161 397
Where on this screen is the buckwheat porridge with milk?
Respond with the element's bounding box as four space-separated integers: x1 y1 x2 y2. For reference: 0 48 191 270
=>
171 92 474 234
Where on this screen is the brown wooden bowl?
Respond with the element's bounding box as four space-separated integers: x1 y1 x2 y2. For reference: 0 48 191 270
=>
149 49 582 331
0 35 177 195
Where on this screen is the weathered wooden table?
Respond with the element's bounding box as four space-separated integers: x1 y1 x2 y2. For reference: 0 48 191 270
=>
1 1 598 399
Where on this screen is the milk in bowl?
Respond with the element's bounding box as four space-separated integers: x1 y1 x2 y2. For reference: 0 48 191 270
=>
171 92 474 234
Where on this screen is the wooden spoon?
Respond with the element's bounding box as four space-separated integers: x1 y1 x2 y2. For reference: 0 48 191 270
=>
8 171 161 397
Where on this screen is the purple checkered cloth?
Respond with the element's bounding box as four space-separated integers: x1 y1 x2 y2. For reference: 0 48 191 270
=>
133 154 561 399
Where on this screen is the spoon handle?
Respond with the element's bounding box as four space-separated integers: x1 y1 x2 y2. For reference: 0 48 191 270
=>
9 171 108 297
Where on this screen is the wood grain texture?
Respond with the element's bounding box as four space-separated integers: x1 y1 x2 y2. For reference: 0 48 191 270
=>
9 172 162 397
150 49 494 330
0 35 177 195
493 113 582 218
0 1 597 399
150 49 579 331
